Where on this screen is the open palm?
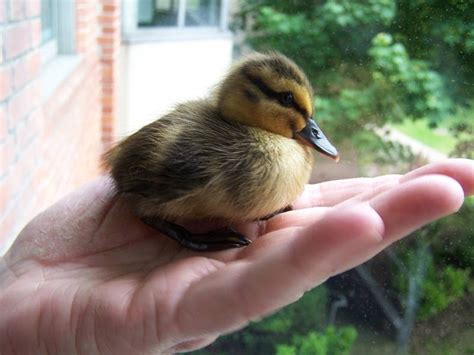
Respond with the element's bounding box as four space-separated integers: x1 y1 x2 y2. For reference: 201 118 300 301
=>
1 159 473 355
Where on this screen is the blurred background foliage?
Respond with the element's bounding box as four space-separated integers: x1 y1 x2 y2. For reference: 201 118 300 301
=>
196 0 473 353
237 0 473 158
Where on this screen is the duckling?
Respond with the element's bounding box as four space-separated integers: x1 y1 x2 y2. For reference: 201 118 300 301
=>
106 52 338 251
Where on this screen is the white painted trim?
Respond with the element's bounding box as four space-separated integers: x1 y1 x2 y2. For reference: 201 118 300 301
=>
41 38 58 67
123 28 232 43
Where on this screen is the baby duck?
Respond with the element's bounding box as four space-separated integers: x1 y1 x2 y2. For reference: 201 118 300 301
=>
106 52 338 251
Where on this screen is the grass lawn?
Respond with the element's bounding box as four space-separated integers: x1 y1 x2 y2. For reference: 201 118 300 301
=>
390 119 457 154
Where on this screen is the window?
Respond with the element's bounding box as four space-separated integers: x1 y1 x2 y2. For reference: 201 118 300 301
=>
40 0 58 64
138 0 180 27
40 0 75 66
41 0 56 43
185 0 221 27
39 0 78 100
123 0 230 41
137 0 222 28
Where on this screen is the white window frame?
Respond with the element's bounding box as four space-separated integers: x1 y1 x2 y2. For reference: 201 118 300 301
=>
41 0 76 65
122 0 231 43
40 0 80 101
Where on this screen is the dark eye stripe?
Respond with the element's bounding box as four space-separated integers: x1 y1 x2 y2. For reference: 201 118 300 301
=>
243 71 309 119
243 71 278 100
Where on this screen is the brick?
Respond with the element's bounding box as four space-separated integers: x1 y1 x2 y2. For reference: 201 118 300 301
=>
99 15 119 24
0 135 16 179
0 66 12 101
17 172 41 216
25 0 40 18
4 22 31 60
101 0 119 5
16 108 41 152
0 32 3 64
100 50 118 62
0 0 122 251
100 58 115 65
101 27 115 34
97 36 114 46
102 126 114 136
0 1 5 23
101 65 114 77
31 18 41 47
0 206 16 243
16 140 39 182
0 104 6 141
0 160 26 213
7 81 39 129
102 4 119 13
102 112 114 122
101 95 114 106
13 49 40 89
102 106 113 114
9 0 25 21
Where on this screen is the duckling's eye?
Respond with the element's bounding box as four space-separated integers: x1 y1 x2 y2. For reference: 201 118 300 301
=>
278 92 294 107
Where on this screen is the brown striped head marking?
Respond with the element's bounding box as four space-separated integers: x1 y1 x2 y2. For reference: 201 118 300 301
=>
217 52 314 139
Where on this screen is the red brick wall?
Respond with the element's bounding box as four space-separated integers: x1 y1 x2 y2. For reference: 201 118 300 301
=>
0 0 121 252
100 0 120 150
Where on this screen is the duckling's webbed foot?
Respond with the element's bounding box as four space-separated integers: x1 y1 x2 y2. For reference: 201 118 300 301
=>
140 217 251 251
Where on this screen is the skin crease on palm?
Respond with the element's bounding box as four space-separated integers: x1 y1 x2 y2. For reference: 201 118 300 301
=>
0 159 473 355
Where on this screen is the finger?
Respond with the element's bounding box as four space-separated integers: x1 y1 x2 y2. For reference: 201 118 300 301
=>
337 159 474 208
267 158 473 231
175 207 381 338
401 158 474 196
296 158 474 210
292 175 400 209
272 174 464 272
293 158 474 209
176 175 464 338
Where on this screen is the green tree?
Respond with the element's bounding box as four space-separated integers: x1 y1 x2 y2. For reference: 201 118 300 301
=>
237 0 473 142
275 326 358 355
194 287 328 354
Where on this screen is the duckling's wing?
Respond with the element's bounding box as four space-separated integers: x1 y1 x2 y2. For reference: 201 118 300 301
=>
107 115 210 203
145 109 251 204
108 101 250 206
143 142 213 203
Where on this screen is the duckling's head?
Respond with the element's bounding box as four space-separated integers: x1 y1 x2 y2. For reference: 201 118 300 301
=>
217 52 338 160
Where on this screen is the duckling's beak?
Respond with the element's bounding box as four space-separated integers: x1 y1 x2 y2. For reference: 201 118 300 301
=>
296 119 339 161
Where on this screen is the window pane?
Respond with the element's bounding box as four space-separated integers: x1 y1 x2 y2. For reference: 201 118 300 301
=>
41 0 54 42
185 0 221 27
137 0 179 27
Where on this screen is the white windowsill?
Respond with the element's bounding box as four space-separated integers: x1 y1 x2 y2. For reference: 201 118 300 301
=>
122 28 233 44
40 55 82 102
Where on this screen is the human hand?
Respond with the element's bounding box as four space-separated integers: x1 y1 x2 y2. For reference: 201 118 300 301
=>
1 159 473 355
